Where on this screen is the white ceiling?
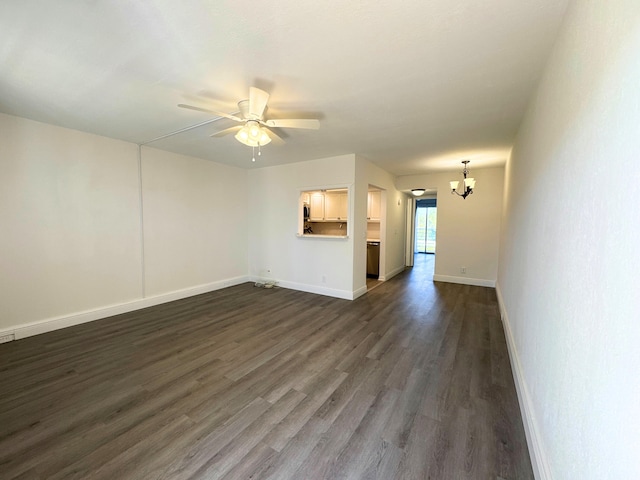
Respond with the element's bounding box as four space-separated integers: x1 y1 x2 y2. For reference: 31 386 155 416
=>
0 0 568 175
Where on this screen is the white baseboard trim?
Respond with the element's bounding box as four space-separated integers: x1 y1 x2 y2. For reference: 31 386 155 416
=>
432 274 495 287
250 276 356 300
379 264 405 282
496 283 551 480
1 275 249 341
352 285 368 300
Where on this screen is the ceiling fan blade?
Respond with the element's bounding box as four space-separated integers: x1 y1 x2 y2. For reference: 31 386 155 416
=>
249 87 270 119
210 126 242 137
265 118 320 129
263 127 285 145
178 104 243 122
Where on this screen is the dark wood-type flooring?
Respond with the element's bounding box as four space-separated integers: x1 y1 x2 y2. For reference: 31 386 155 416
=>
0 255 532 479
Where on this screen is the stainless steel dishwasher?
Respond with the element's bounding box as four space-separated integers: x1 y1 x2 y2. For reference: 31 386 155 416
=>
367 241 380 278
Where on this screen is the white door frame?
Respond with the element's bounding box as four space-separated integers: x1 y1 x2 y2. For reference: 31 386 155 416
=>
405 197 416 266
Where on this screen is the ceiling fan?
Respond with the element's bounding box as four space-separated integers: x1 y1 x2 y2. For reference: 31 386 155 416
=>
178 87 319 160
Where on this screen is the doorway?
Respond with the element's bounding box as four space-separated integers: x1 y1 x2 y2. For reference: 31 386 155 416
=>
366 186 384 291
414 198 437 254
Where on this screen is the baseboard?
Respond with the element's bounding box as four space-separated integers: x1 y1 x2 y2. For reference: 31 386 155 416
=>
352 285 368 300
432 274 495 287
379 264 405 282
250 276 356 300
496 283 551 480
1 275 249 342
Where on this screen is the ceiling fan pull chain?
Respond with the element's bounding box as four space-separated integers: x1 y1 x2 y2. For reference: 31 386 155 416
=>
252 146 256 162
258 144 262 156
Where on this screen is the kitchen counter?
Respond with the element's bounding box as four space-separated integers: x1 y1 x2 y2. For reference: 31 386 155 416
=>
297 233 348 239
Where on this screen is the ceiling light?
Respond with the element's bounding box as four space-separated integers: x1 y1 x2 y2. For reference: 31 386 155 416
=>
411 189 426 196
450 160 475 199
234 120 272 147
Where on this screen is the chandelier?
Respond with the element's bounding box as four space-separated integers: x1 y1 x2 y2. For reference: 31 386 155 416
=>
450 160 476 199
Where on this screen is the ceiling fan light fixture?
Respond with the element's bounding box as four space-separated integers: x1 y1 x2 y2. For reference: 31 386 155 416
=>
235 122 272 147
259 130 270 145
179 87 318 160
249 121 260 138
411 189 426 196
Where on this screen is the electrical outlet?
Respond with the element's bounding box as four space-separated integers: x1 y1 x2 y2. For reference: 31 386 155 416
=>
460 267 466 274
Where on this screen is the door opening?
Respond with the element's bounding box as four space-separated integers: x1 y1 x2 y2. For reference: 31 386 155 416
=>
414 198 436 254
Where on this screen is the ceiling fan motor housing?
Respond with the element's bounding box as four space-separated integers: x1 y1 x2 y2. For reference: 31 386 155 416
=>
237 99 254 120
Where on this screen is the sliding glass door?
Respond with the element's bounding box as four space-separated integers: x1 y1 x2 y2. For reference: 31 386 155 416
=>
415 200 437 254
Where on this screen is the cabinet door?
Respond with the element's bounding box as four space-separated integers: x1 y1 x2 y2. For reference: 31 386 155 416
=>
338 192 348 220
324 192 341 220
309 193 325 220
368 191 381 221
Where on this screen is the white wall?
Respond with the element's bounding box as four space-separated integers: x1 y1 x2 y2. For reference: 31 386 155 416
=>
141 147 248 296
248 154 358 299
0 113 405 338
0 113 249 338
497 0 640 478
0 113 142 332
396 167 504 286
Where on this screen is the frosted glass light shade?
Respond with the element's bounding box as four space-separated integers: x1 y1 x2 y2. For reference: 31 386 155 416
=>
235 122 272 147
464 177 476 189
411 189 426 196
450 181 459 190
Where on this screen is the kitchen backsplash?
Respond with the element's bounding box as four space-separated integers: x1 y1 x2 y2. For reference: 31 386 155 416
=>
306 222 348 236
367 222 380 239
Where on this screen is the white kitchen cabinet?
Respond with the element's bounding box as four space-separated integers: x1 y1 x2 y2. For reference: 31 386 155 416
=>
325 191 348 221
367 190 381 221
309 192 325 221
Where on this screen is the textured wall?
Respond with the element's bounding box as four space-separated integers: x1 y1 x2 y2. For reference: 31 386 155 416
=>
0 113 142 330
0 114 249 336
497 0 640 478
141 146 248 296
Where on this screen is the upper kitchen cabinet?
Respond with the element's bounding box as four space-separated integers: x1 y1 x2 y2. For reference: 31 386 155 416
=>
309 192 325 221
367 190 381 222
325 190 348 221
306 189 348 221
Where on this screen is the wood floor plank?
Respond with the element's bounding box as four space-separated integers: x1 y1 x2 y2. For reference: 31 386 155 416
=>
291 388 376 479
0 254 533 479
187 389 306 480
324 386 401 479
